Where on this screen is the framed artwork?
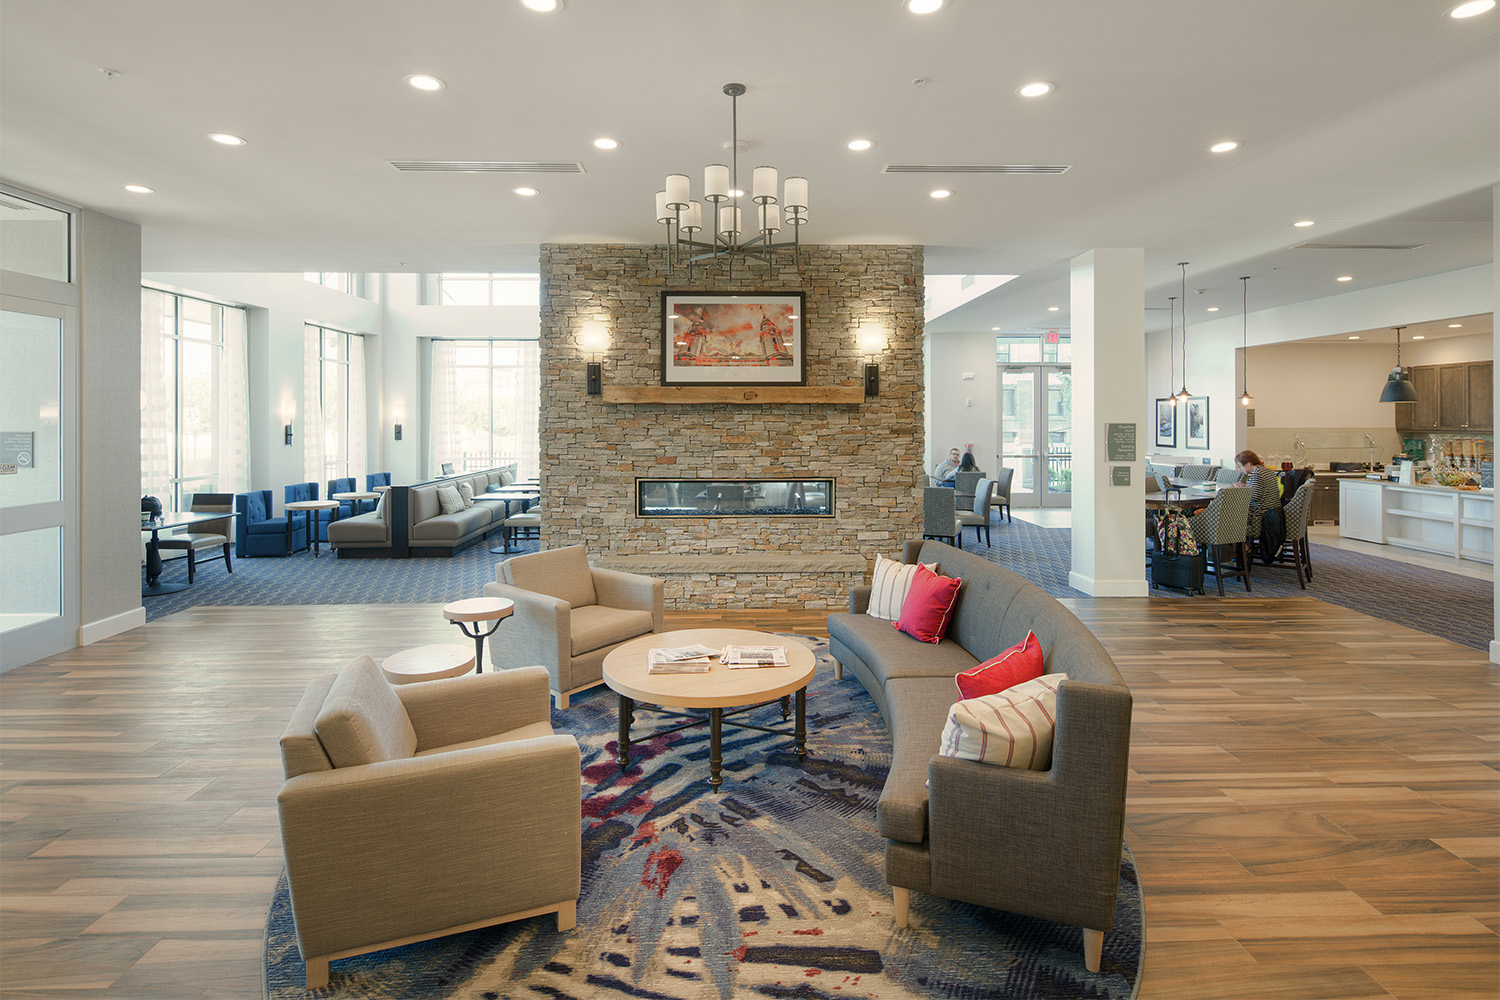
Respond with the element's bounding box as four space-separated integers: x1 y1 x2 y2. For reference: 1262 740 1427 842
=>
661 291 806 386
1185 396 1210 450
1155 399 1177 448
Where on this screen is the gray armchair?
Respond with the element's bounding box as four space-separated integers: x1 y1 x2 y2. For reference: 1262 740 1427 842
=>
953 471 984 511
955 477 994 546
277 659 579 990
992 467 1014 523
484 545 663 708
157 492 233 583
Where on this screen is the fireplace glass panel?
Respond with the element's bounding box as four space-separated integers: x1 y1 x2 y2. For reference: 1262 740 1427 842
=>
637 478 834 517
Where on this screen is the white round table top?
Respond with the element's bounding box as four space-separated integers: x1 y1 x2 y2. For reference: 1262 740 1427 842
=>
488 486 540 494
442 597 515 623
603 628 816 709
373 484 393 493
284 499 340 511
331 491 379 501
381 643 475 684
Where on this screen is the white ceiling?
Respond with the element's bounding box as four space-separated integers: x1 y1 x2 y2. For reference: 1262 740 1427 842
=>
1 0 1495 336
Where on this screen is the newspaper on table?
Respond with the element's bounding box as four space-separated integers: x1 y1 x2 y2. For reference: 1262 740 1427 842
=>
720 644 789 669
647 643 719 674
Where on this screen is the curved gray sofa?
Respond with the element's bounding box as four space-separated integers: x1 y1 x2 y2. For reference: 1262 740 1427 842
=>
329 466 520 558
825 539 1132 973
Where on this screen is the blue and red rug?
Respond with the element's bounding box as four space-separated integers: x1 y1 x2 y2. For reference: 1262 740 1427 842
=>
263 638 1143 999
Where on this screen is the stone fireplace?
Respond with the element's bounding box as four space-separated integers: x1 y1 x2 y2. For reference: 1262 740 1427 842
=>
537 243 924 609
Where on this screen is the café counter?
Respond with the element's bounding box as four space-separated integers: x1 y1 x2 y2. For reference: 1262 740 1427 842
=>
1339 479 1493 564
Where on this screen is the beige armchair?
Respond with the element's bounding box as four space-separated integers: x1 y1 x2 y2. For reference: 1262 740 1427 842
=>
484 545 663 708
277 658 580 990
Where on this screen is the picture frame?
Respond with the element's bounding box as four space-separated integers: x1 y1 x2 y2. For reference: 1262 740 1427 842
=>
1154 398 1177 448
661 291 806 386
1185 396 1210 450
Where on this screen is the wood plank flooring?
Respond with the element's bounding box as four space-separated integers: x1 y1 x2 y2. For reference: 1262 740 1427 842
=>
1 600 1495 999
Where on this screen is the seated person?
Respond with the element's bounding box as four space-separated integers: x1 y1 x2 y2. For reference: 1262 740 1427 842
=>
1236 449 1284 554
933 446 961 485
958 450 983 476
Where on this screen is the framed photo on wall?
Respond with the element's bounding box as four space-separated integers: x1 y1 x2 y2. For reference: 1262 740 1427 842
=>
1185 396 1210 450
661 291 806 386
1155 398 1177 448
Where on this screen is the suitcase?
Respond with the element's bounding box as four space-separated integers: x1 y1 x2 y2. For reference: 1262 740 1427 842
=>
1151 549 1206 595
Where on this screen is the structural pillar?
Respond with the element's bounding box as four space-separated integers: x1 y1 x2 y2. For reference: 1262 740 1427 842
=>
1069 248 1149 597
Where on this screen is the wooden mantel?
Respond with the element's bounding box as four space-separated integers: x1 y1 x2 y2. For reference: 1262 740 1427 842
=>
600 385 865 405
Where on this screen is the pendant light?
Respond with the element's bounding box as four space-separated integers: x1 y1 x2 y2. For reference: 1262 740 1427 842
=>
1238 276 1254 406
1173 262 1192 403
1166 295 1178 407
1378 326 1419 402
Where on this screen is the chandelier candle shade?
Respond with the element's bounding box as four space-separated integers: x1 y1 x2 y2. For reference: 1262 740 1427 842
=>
1173 262 1192 404
656 83 808 278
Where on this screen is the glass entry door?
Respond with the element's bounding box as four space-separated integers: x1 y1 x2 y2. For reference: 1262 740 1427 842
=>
998 364 1072 508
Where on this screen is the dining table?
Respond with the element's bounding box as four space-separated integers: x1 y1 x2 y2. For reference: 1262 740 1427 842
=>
483 486 542 554
141 510 243 597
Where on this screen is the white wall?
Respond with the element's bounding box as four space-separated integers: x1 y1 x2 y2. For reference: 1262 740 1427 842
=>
1405 332 1493 366
927 331 999 479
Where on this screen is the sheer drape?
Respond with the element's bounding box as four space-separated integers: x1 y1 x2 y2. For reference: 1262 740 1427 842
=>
429 340 462 477
302 326 325 487
218 306 249 495
347 334 367 485
140 289 173 503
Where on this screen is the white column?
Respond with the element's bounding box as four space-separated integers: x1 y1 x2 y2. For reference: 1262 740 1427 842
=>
1070 248 1149 597
1491 182 1498 665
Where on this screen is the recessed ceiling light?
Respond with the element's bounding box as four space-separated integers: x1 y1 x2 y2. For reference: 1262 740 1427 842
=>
1348 335 1360 339
1048 306 1060 312
405 74 445 92
1207 306 1219 312
930 189 952 199
591 137 620 150
1208 140 1240 153
1337 275 1354 282
846 139 875 151
1449 323 1463 328
519 0 562 10
904 0 945 13
208 132 246 146
1413 335 1427 340
991 326 1001 331
123 184 154 194
1293 220 1315 227
513 186 539 197
1017 82 1054 98
1449 0 1495 17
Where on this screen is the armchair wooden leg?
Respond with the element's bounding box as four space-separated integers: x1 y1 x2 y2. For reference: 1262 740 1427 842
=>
305 955 330 990
832 657 843 680
893 886 910 928
1082 927 1103 972
223 542 233 574
553 689 569 710
556 899 576 931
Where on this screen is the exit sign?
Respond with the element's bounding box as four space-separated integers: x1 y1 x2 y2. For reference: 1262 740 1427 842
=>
1045 331 1059 344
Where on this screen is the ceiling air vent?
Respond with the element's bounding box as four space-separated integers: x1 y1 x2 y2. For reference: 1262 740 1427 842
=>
1293 242 1428 251
882 164 1071 175
388 161 586 173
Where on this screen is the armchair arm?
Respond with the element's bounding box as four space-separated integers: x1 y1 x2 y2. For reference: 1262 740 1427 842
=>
278 735 581 961
591 567 664 633
482 581 569 676
396 666 551 752
849 586 872 615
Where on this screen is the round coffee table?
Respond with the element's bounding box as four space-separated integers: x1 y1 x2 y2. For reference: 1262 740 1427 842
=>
283 499 340 556
331 490 379 515
442 597 514 673
602 628 816 790
381 643 475 685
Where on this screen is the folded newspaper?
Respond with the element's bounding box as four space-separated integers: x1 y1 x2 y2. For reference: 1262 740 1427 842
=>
720 644 789 668
647 644 719 673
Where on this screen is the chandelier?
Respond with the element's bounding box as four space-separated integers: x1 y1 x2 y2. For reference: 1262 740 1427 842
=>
655 83 808 279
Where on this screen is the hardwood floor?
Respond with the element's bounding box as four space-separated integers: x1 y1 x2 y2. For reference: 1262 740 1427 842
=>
1 600 1495 999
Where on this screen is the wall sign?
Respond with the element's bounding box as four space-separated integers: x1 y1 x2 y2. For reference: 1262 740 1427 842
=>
0 431 35 469
1111 466 1131 486
1106 423 1136 463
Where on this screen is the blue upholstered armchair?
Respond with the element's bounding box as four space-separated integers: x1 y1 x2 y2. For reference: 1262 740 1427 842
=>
365 472 391 491
326 477 357 538
235 490 306 558
285 482 335 544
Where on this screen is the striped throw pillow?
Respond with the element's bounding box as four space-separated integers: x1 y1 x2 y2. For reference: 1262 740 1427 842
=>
866 553 938 621
938 673 1067 770
436 485 466 515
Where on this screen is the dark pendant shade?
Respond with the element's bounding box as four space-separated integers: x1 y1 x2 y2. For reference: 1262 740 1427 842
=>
1378 368 1419 402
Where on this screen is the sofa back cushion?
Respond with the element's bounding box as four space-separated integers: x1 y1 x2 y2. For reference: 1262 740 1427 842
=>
313 656 418 768
503 544 597 609
280 673 338 778
409 484 441 525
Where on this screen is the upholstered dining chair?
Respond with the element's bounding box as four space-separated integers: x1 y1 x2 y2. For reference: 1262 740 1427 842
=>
1188 485 1253 596
1261 478 1315 588
157 492 234 584
277 658 580 990
991 467 1015 523
955 477 994 546
285 481 334 544
483 545 663 709
921 486 962 548
953 471 984 512
1175 464 1219 484
365 471 391 491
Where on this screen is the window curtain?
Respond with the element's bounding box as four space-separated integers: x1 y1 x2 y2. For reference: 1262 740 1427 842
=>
217 306 249 495
429 340 462 477
347 334 367 484
139 289 173 503
302 326 325 488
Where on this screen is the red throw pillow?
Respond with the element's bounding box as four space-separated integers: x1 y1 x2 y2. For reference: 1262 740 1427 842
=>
893 564 962 644
955 631 1045 699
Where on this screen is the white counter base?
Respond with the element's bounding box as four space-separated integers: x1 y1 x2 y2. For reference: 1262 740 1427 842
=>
1339 480 1493 564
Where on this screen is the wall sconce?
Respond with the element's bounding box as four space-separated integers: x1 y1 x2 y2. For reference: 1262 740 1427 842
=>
580 319 610 397
856 325 888 397
280 398 295 446
392 403 405 441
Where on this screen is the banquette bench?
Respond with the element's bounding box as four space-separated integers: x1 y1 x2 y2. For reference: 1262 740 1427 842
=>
826 539 1132 972
328 465 520 558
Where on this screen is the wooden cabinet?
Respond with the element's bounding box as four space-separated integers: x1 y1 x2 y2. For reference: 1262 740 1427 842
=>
1395 361 1491 433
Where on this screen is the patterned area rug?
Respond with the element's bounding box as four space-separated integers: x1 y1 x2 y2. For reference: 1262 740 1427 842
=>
263 638 1144 999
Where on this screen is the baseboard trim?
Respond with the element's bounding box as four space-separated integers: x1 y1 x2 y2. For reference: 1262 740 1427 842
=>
79 607 147 646
1068 572 1149 598
1490 640 1499 666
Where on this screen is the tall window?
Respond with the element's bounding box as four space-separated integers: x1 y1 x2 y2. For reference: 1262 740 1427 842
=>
303 326 366 488
430 340 539 478
141 289 249 509
438 273 540 306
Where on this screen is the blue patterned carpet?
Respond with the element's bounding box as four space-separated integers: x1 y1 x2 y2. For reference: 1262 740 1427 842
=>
263 639 1144 1000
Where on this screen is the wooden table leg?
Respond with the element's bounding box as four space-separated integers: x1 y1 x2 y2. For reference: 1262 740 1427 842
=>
794 688 808 757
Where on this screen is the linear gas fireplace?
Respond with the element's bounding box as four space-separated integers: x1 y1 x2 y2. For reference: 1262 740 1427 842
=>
637 478 834 517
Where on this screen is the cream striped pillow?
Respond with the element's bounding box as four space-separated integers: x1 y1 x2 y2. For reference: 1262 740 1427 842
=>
938 673 1067 770
866 553 938 621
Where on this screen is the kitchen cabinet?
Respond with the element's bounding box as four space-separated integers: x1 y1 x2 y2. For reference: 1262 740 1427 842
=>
1338 479 1494 563
1438 365 1468 428
1311 478 1341 523
1396 361 1491 433
1467 362 1492 430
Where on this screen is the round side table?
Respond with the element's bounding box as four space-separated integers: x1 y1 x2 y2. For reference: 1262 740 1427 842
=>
381 643 475 685
442 597 514 673
283 499 340 556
